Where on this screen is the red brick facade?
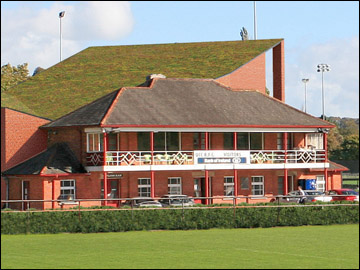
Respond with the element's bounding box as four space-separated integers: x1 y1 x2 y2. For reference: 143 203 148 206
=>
1 108 49 207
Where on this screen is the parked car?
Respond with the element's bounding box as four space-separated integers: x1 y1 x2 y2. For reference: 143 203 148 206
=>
159 194 195 207
275 190 332 203
124 197 163 208
328 189 359 202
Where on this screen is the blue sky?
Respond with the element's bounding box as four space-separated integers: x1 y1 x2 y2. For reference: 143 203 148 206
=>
1 1 359 118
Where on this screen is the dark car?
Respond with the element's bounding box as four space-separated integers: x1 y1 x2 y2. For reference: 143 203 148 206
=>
328 189 359 202
124 197 163 208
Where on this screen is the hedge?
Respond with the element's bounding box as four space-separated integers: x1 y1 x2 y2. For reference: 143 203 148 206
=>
1 205 359 234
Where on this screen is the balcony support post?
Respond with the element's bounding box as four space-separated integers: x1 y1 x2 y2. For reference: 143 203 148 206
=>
233 132 238 204
103 132 108 206
205 132 209 205
150 132 155 197
283 132 288 194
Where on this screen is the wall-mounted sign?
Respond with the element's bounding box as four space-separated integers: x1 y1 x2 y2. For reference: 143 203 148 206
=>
194 151 250 165
107 173 123 179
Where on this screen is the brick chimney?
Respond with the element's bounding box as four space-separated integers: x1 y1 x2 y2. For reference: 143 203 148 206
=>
273 40 285 102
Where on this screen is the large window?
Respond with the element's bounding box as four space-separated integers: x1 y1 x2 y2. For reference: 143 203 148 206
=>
154 132 180 151
168 177 182 194
237 133 263 150
251 176 264 196
138 178 151 197
240 177 249 190
277 133 293 150
60 180 76 200
224 177 234 196
306 133 323 149
108 133 118 151
137 132 150 151
193 132 206 150
87 133 104 152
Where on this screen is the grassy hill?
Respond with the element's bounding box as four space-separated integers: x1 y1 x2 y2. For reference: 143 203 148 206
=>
1 39 282 120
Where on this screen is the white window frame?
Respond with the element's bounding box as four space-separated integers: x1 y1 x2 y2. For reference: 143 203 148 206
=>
87 133 104 152
138 178 151 197
316 175 325 192
168 177 182 195
60 180 76 200
251 176 264 196
224 176 234 196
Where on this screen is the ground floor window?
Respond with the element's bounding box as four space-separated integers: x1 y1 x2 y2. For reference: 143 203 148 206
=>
224 177 234 196
138 178 151 197
251 176 264 196
240 177 249 190
316 175 325 192
60 180 76 200
168 177 182 194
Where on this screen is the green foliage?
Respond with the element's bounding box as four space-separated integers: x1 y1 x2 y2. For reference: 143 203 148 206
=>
1 63 29 92
2 205 358 234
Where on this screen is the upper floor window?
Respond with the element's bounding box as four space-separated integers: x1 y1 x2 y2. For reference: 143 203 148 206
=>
277 133 293 150
306 133 323 149
87 133 103 152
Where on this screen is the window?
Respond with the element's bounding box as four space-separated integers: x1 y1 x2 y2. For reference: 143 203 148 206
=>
306 133 323 149
237 133 263 150
60 180 76 200
224 177 234 196
277 177 284 195
193 132 206 150
251 176 264 196
138 178 151 197
137 132 150 151
240 177 249 190
154 132 180 151
108 133 118 151
168 177 182 194
316 175 325 192
87 133 104 152
223 133 234 150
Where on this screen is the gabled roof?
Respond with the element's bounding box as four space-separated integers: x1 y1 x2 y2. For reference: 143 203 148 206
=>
43 78 334 129
2 143 87 176
1 39 283 120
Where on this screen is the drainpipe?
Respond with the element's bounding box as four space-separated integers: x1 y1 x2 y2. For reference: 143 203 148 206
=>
205 132 209 205
324 132 328 191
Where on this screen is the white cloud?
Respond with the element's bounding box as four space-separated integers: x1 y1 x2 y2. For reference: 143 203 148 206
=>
1 1 134 74
284 37 359 118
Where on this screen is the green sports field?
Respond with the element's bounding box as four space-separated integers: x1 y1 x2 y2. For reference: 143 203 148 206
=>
1 224 359 269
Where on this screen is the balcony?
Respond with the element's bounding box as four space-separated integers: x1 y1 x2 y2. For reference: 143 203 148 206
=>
86 149 327 171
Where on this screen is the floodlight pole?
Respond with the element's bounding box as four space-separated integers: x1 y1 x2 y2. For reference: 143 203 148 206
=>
302 78 309 113
59 11 65 62
317 64 331 120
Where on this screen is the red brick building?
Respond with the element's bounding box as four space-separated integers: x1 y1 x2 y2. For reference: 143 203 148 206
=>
1 39 347 210
1 107 49 208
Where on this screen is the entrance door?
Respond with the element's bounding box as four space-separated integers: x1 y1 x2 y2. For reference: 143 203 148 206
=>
101 179 120 206
22 181 30 210
197 177 212 204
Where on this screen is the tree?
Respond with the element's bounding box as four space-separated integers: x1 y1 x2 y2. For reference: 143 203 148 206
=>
331 135 359 161
1 63 29 92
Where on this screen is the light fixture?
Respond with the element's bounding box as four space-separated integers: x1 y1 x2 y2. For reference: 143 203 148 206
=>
317 64 331 120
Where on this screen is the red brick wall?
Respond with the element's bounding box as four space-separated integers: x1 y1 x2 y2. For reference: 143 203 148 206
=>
215 53 266 94
1 108 49 207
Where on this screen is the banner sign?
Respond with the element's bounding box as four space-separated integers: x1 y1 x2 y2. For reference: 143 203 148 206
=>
194 151 250 165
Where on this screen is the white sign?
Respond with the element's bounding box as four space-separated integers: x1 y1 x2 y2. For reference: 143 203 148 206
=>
194 151 250 165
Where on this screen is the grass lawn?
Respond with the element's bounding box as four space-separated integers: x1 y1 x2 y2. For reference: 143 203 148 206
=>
1 224 359 269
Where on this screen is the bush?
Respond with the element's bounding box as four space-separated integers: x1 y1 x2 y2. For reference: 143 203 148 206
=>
1 205 358 234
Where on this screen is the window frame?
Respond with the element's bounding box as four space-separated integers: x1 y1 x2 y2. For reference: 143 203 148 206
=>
60 180 76 200
138 178 151 197
251 176 264 196
87 133 104 152
224 176 235 197
168 177 182 195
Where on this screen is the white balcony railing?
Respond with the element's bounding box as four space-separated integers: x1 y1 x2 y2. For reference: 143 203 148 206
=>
86 149 326 167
